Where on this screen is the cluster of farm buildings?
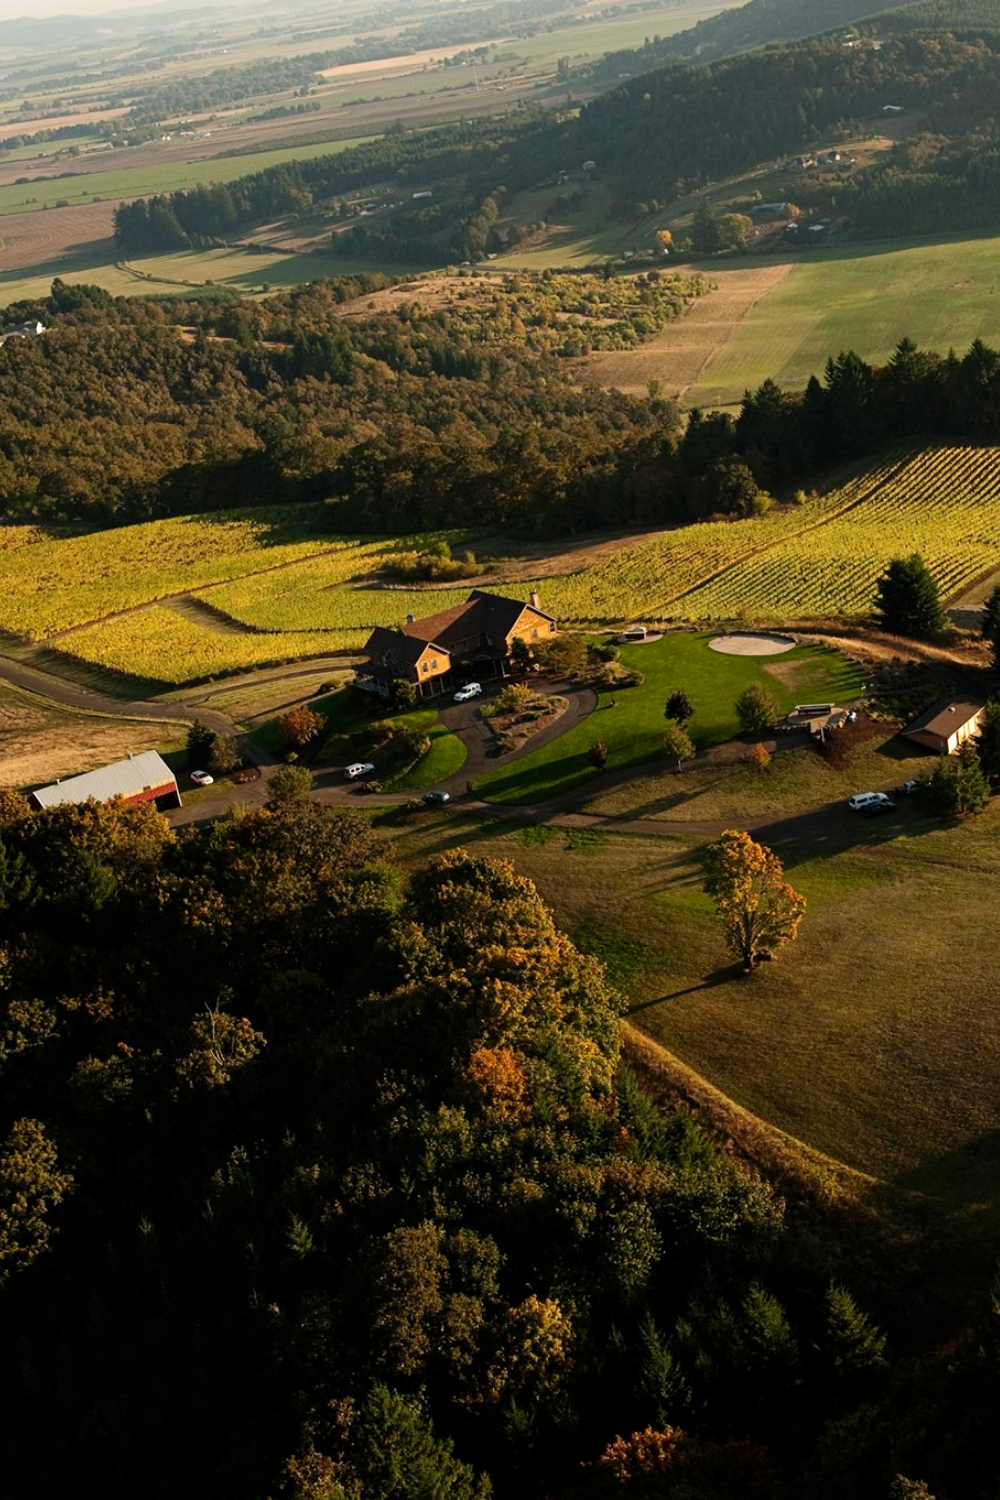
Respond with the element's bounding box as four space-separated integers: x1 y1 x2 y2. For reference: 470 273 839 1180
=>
14 592 990 812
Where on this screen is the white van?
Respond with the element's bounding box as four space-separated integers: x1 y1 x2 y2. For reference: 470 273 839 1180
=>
847 792 892 812
618 626 647 643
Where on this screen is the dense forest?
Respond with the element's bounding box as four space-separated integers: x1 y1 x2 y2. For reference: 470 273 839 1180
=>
5 273 1000 537
1 787 999 1498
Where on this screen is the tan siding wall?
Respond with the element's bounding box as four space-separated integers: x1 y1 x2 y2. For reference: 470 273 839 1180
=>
415 646 451 683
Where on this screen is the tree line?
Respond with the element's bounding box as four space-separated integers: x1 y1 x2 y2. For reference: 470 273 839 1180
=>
6 275 1000 536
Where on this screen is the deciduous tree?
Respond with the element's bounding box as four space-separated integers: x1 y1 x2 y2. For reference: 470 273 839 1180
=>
663 719 694 770
269 764 314 804
0 1118 72 1285
734 683 780 733
748 742 771 774
208 734 241 774
704 829 805 971
282 704 323 751
665 688 693 725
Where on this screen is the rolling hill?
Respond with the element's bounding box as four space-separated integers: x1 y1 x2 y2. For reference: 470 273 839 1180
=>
653 0 1000 62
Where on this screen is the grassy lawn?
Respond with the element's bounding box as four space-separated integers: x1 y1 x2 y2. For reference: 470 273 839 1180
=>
473 633 864 805
580 730 939 822
389 722 467 790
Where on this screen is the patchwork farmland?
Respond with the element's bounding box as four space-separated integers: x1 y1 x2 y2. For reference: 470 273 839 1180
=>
3 445 999 687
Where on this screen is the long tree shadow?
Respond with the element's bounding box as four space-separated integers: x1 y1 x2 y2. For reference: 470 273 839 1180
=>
627 965 737 1012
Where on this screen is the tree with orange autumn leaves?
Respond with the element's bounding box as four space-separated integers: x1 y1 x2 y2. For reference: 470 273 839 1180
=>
704 829 805 972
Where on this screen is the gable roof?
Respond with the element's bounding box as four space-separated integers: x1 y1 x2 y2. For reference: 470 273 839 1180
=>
367 591 554 660
363 626 434 667
902 697 985 742
400 599 477 648
32 750 177 809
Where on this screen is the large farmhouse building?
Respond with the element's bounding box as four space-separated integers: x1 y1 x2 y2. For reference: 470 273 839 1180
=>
30 750 182 812
359 589 557 699
901 697 986 756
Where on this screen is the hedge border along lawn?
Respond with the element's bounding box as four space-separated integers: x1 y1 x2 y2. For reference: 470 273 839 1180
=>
472 632 865 806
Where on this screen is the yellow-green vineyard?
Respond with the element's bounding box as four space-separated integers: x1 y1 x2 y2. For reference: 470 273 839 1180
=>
3 446 999 686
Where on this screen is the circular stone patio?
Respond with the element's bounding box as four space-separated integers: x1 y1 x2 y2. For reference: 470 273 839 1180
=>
708 632 796 657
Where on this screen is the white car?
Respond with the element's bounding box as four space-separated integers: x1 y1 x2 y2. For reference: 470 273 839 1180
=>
847 792 892 812
454 682 482 703
190 769 214 787
345 761 375 780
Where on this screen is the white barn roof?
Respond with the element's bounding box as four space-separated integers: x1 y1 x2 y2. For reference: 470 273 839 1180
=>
32 750 177 809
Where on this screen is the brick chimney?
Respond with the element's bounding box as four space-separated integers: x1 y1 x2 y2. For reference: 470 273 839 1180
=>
529 590 540 609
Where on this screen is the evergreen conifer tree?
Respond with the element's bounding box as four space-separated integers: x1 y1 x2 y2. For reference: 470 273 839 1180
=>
873 554 947 639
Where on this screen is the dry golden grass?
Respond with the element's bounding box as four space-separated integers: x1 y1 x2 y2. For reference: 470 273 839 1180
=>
0 683 175 789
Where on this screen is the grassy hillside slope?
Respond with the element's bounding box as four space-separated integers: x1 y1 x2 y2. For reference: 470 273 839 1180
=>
660 0 1000 62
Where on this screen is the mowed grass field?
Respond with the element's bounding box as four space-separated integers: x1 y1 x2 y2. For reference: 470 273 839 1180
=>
472 633 864 804
685 234 1000 408
5 444 1000 687
381 801 1000 1201
580 729 939 823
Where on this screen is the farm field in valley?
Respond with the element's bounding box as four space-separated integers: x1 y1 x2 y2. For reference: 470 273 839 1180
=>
5 445 1000 686
0 135 379 219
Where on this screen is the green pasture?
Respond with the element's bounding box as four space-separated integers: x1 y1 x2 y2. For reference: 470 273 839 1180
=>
0 133 380 218
492 2 731 66
473 633 864 805
687 232 1000 408
0 246 429 309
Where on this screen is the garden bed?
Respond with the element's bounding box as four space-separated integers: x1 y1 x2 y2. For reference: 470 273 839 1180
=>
482 688 568 758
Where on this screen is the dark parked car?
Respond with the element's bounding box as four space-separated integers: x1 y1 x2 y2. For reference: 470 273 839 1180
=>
422 790 451 805
230 766 261 785
862 799 896 817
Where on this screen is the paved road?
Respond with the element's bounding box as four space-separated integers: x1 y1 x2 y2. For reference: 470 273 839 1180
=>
0 652 239 741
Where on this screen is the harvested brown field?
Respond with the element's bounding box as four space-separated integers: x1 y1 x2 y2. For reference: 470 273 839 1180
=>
572 259 798 400
0 200 118 271
318 40 508 79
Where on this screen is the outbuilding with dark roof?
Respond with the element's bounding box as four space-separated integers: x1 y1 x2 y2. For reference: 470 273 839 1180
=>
900 697 986 756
